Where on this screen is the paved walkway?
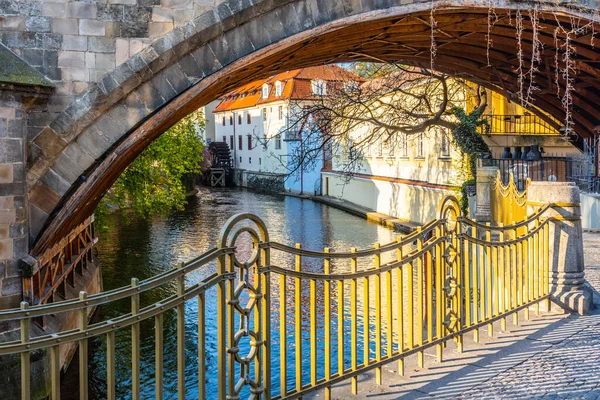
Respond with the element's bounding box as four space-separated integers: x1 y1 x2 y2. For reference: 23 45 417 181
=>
311 233 600 399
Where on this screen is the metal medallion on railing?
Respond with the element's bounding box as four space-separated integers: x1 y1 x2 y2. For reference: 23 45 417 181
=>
438 196 461 333
218 214 269 399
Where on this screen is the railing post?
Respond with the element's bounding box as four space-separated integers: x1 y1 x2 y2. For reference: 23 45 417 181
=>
20 301 30 400
526 182 592 314
476 164 499 222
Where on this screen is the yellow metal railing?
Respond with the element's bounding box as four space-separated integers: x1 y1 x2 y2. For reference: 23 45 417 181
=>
491 171 530 230
0 197 555 399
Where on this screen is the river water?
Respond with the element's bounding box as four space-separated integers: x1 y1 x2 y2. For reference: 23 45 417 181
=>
64 187 398 399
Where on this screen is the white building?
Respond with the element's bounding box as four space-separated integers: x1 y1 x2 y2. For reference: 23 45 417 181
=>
213 65 360 193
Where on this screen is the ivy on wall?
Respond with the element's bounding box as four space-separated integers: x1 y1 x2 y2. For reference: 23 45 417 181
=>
450 106 491 214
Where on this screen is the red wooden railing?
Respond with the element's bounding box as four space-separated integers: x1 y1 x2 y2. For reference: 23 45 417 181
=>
23 216 97 306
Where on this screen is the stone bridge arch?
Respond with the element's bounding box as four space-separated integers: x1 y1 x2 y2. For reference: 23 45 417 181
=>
17 0 600 256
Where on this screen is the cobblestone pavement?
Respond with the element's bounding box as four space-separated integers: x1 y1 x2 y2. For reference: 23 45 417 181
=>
453 232 600 399
318 233 600 399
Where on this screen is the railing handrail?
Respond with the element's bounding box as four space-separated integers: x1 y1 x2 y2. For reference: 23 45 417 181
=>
1 247 234 321
459 204 552 231
479 113 559 135
261 218 443 258
260 236 444 280
0 272 234 354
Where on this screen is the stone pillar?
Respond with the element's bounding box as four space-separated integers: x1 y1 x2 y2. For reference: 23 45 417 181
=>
527 182 593 314
475 166 499 222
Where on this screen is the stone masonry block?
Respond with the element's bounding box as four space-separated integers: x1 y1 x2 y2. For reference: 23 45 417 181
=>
62 34 88 51
115 38 129 65
88 37 115 53
85 52 96 68
0 226 8 240
58 50 86 68
12 163 23 183
76 126 111 159
110 0 138 4
0 197 14 209
79 19 106 36
0 139 23 164
33 128 68 159
67 2 97 18
135 81 166 112
52 152 82 184
52 18 79 35
6 119 25 139
61 67 89 82
0 239 14 261
0 210 16 225
63 142 96 171
0 16 25 31
0 108 15 120
163 62 191 93
0 164 13 184
148 22 173 38
41 3 67 18
12 236 27 259
152 7 174 22
95 53 116 69
29 182 60 215
161 0 192 8
25 16 51 32
40 168 70 197
29 203 48 241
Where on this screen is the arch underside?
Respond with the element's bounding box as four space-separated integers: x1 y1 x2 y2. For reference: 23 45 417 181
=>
31 3 600 255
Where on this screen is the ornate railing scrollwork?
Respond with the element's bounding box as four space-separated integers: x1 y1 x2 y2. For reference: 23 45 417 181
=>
218 213 270 400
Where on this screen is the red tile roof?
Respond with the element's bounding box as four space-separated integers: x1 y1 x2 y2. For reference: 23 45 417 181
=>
213 65 363 113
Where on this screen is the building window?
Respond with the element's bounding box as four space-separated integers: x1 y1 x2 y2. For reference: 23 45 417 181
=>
275 81 283 97
366 141 372 157
417 132 424 158
247 135 252 150
238 113 242 125
278 106 283 120
238 135 243 150
262 84 269 99
249 157 251 164
440 131 450 157
275 134 282 150
239 156 242 163
262 108 267 122
400 134 408 157
222 136 226 143
387 139 394 157
376 139 383 157
247 113 251 124
222 116 226 126
311 79 326 96
259 158 261 165
229 115 233 125
229 135 234 149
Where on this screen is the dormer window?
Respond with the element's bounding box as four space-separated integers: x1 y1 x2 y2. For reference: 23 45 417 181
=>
311 80 326 96
262 84 270 99
275 81 283 97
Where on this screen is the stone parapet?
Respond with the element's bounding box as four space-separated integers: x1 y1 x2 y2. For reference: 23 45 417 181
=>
475 165 499 222
527 181 593 314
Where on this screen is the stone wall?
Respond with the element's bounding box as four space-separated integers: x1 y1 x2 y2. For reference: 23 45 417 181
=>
0 84 49 308
0 0 214 143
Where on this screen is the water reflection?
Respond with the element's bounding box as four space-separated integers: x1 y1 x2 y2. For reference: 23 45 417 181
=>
64 187 397 399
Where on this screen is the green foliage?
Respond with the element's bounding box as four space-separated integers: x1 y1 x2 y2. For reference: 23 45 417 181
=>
451 107 490 215
95 112 205 228
451 106 491 176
